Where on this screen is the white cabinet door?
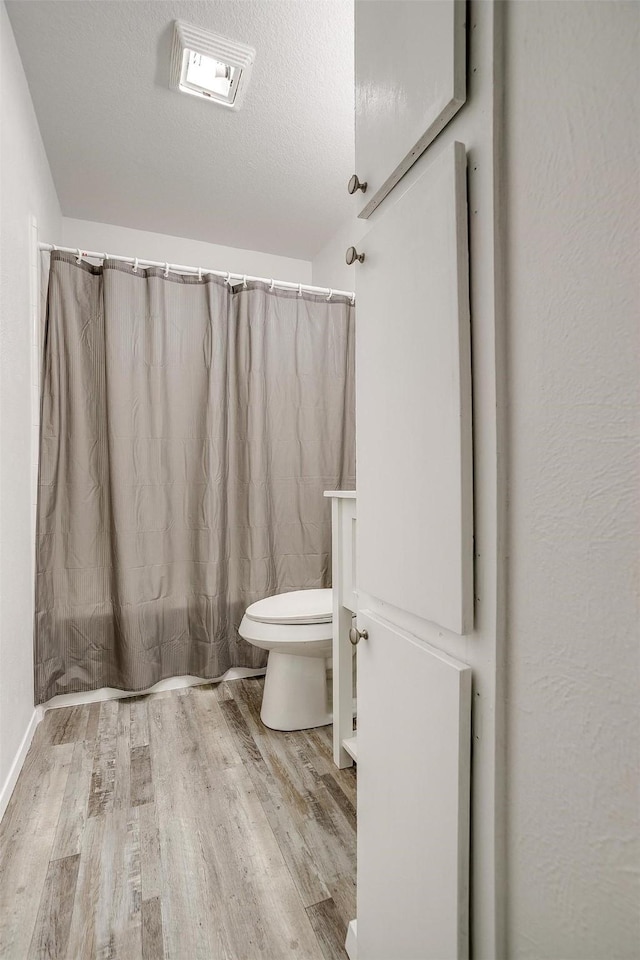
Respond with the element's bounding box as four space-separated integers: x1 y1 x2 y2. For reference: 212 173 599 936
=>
356 610 471 959
356 141 473 635
355 0 466 218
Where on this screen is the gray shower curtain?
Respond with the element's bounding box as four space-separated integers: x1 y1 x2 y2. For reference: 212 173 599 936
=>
34 251 355 704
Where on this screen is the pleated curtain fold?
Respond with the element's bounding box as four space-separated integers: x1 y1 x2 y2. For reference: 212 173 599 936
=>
34 251 355 704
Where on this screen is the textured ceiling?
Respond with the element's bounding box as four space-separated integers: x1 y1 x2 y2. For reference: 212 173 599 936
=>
6 0 354 259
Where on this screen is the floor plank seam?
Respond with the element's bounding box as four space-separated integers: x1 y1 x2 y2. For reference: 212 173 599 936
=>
1 680 356 960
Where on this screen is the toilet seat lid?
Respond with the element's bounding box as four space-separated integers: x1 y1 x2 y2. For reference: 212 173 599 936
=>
244 589 332 625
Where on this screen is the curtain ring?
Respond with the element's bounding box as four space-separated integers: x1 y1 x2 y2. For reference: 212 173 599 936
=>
226 272 232 286
51 243 57 251
76 248 82 264
133 258 139 273
350 293 356 305
298 283 302 298
104 253 109 261
198 267 202 281
164 262 170 278
326 288 333 301
242 275 248 289
269 279 275 291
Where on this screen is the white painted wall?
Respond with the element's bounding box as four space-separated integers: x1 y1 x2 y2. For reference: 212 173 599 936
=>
61 218 312 285
0 1 61 803
504 2 639 956
312 203 365 294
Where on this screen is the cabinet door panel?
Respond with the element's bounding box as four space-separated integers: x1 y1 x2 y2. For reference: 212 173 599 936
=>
356 141 473 634
356 0 466 218
357 610 471 959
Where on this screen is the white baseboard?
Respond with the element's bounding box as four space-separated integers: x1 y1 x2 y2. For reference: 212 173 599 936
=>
0 707 43 823
345 919 357 960
42 668 266 712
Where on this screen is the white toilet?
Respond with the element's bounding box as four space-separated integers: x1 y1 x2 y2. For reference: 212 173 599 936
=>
239 588 333 731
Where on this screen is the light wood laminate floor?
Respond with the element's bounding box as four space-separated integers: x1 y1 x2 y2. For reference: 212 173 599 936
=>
0 678 356 960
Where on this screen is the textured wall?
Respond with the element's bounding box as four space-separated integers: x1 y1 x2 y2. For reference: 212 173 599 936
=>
0 2 61 792
504 2 639 956
311 210 365 295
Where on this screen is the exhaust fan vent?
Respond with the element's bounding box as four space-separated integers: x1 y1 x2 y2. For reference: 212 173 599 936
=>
170 21 255 110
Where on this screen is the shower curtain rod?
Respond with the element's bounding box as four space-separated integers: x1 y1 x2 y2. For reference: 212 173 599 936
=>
38 243 356 303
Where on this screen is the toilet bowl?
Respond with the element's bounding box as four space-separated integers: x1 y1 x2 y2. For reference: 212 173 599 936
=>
239 589 333 731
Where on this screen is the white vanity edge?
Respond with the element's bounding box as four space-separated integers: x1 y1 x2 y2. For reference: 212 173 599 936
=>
327 490 358 769
342 736 358 762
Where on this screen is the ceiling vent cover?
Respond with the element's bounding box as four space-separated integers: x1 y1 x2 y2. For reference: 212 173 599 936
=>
170 21 255 110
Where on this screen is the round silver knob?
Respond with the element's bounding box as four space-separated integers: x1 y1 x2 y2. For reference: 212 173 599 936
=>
348 174 367 195
346 246 365 266
349 626 369 646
